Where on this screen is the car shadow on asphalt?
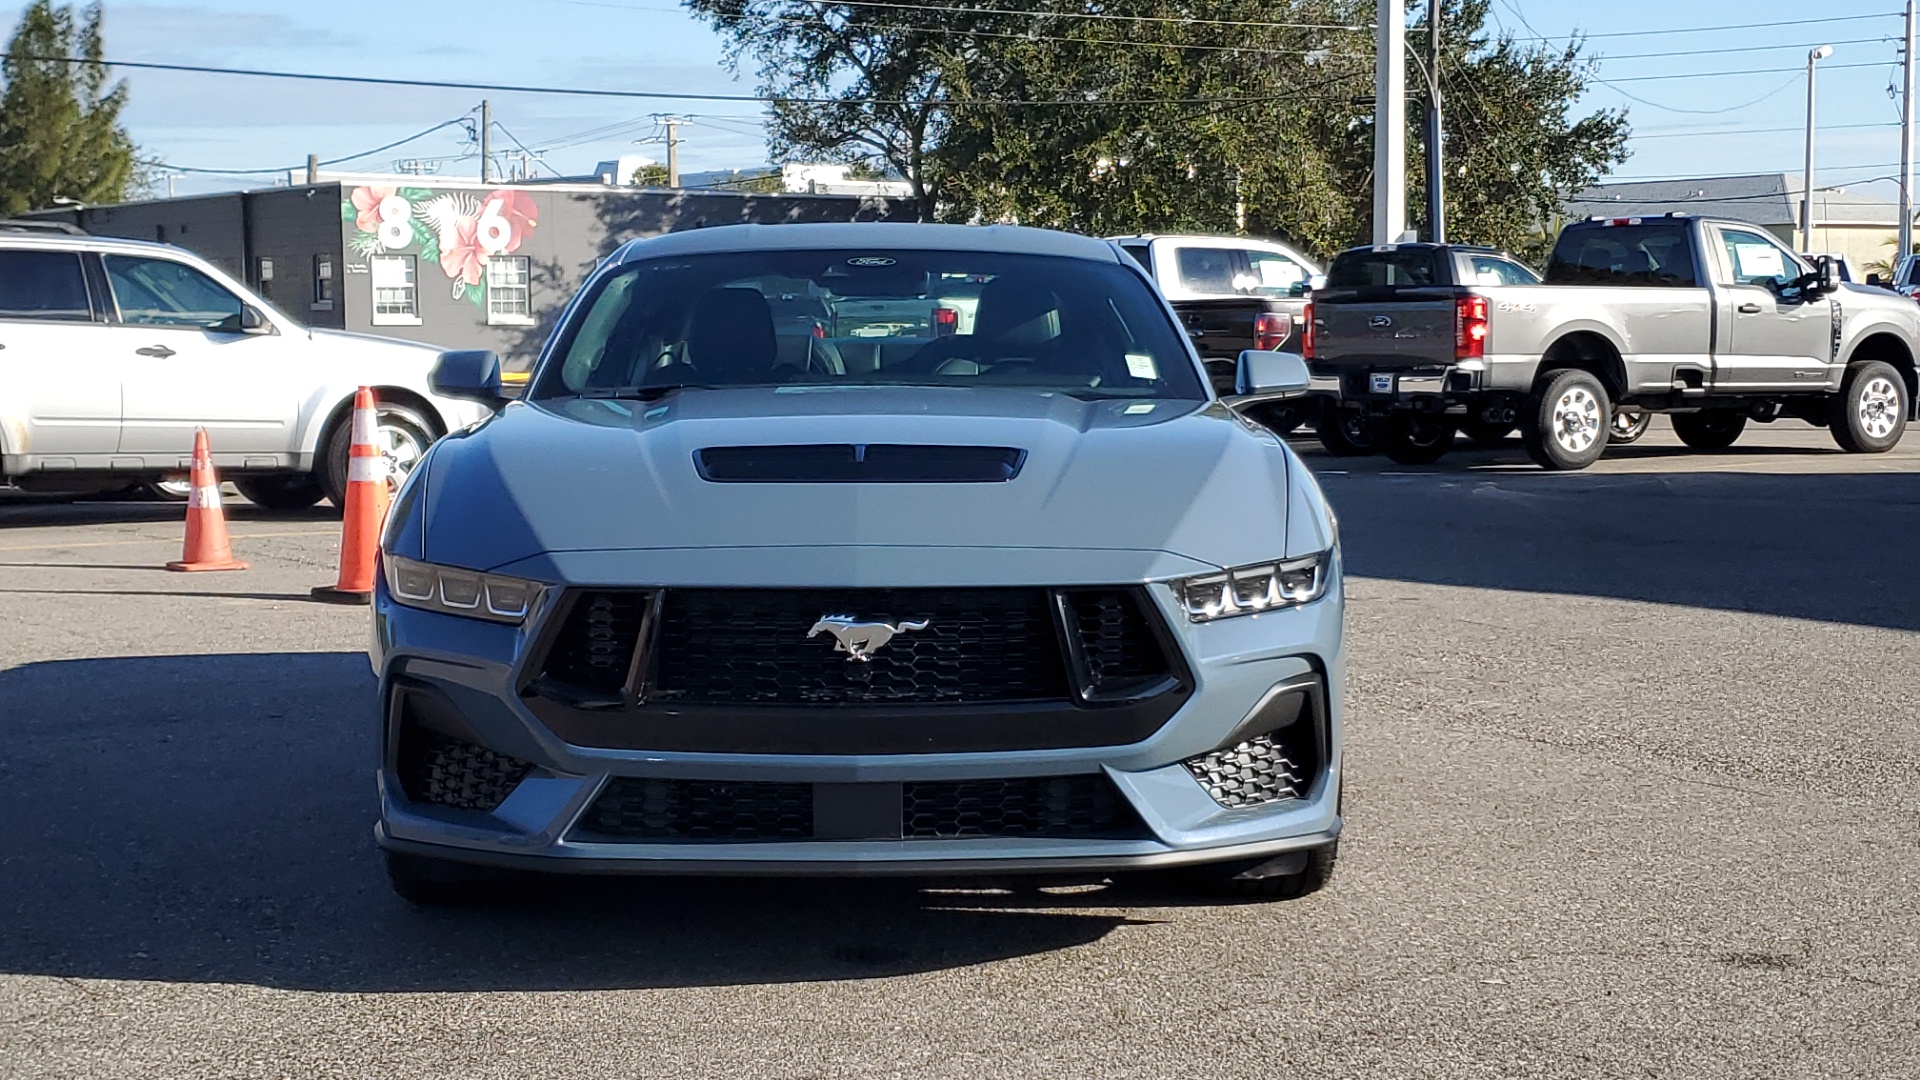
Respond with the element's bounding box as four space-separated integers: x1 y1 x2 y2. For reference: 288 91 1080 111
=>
1313 467 1920 633
0 651 1166 993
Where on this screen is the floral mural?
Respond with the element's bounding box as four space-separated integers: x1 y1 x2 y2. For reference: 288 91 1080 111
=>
343 186 539 308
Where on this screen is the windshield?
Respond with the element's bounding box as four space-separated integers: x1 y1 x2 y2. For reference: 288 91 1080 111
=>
534 249 1205 401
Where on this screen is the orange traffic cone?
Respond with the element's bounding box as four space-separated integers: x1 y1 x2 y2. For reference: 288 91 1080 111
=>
166 428 249 572
312 387 391 605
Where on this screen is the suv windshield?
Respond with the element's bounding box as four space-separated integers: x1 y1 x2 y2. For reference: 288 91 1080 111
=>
536 249 1205 401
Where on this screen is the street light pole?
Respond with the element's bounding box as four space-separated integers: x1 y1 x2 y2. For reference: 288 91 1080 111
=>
1800 45 1833 252
1373 0 1407 244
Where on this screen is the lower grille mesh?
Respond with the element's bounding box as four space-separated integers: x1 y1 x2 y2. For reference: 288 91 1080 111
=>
1184 732 1312 809
398 730 531 813
902 776 1138 839
582 778 814 841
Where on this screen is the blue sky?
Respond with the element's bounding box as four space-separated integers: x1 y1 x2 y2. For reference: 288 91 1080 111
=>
73 0 1919 200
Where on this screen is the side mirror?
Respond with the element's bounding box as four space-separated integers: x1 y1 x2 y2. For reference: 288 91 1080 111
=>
1811 255 1838 295
1867 272 1883 287
1233 349 1311 399
213 304 273 335
1308 274 1327 292
430 349 505 407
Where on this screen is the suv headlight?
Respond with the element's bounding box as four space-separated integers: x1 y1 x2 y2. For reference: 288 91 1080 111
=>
383 554 543 624
1172 551 1332 622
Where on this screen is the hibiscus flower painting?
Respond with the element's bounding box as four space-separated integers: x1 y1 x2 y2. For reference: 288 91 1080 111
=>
342 185 542 307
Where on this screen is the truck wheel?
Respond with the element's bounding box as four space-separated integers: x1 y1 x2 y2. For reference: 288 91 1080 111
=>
1828 360 1909 453
321 401 435 509
1381 414 1455 464
1608 409 1651 444
234 474 327 512
1521 369 1610 470
1315 406 1379 457
1670 410 1747 451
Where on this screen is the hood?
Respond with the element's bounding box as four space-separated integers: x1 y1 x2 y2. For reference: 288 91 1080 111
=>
413 386 1299 579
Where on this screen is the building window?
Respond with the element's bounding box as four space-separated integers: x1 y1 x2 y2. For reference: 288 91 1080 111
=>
370 255 420 325
256 257 274 299
486 256 532 325
312 255 335 309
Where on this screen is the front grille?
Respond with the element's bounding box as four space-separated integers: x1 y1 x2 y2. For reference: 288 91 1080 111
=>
397 729 531 812
581 778 813 841
1062 589 1173 697
1184 731 1314 809
541 590 649 693
652 588 1070 705
902 776 1142 839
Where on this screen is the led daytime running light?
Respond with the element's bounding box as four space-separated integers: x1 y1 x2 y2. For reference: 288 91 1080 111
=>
384 554 542 624
1174 552 1331 622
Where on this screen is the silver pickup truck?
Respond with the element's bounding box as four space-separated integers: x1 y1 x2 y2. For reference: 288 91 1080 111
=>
1304 215 1919 468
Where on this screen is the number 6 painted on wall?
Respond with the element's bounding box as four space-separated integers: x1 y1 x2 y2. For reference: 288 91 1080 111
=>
477 198 513 255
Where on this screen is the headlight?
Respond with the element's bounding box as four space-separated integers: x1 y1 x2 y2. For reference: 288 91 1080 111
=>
383 554 543 624
1172 551 1332 622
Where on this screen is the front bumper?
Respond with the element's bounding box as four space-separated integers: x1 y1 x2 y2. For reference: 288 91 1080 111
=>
371 564 1344 877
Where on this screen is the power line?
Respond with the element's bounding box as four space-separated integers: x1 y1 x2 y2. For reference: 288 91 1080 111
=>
1597 36 1888 63
1592 76 1804 115
1632 120 1896 141
1602 60 1886 83
1511 12 1898 42
151 115 475 175
568 0 1368 32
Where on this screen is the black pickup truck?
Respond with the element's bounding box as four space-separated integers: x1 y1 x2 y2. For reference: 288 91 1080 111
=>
1113 234 1323 432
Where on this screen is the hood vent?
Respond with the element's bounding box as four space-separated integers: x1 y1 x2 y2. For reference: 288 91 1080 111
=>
695 444 1027 483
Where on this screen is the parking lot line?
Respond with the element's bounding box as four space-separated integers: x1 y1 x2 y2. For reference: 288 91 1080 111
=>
0 529 336 553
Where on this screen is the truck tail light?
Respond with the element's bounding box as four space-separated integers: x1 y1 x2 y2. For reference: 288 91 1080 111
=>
1456 294 1488 360
1253 311 1287 351
1300 301 1315 359
933 306 959 337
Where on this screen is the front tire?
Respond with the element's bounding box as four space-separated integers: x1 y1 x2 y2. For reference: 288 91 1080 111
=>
234 474 326 512
1315 405 1379 457
321 400 435 509
1829 360 1909 453
385 850 500 907
1157 843 1339 901
1521 369 1610 470
1670 410 1748 451
1380 414 1455 465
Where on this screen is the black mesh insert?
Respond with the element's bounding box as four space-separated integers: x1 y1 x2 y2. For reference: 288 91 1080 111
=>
1062 589 1173 696
652 588 1070 705
581 778 813 841
396 728 531 813
541 590 649 693
902 775 1144 839
1184 714 1320 809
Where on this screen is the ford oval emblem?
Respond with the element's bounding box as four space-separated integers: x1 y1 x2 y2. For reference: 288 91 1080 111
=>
847 256 896 267
1369 315 1393 329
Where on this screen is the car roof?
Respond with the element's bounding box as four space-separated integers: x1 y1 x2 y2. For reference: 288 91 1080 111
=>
0 231 217 258
612 222 1122 265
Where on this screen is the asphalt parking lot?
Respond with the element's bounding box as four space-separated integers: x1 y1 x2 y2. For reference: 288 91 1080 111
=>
2 418 1916 1079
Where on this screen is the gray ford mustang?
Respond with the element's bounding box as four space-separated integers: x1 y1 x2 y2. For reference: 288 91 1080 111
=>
371 222 1344 903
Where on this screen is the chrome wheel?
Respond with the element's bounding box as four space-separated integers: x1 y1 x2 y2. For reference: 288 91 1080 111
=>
1859 376 1901 440
1551 386 1603 454
376 420 427 490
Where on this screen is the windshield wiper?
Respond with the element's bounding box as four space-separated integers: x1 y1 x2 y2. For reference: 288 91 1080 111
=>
574 383 715 400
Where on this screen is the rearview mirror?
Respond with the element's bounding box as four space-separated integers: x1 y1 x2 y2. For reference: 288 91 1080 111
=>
430 349 505 407
1233 350 1311 399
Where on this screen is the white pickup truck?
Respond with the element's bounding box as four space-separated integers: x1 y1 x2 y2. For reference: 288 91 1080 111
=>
0 228 492 509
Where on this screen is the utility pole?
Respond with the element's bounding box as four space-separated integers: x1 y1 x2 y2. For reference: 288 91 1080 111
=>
1902 0 1915 262
1800 46 1832 251
1426 1 1444 243
664 117 683 188
1373 0 1407 244
480 99 493 183
305 153 318 185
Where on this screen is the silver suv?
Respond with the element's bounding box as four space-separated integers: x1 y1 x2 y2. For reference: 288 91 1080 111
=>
0 225 491 508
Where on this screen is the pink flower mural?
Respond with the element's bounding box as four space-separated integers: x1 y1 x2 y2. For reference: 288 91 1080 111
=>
342 185 542 307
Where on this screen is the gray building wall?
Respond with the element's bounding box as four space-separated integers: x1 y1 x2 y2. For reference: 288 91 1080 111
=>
29 181 909 369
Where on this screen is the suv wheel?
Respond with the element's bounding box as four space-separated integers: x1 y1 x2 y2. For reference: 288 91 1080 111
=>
234 474 327 512
1608 408 1652 444
1381 414 1455 465
1670 410 1747 451
1522 369 1610 470
1315 406 1379 457
321 400 435 509
1829 360 1909 453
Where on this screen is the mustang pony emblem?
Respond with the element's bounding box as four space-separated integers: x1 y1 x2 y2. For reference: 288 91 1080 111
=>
808 615 930 661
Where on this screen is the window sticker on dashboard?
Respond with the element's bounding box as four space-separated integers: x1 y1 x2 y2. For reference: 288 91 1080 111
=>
1125 352 1159 379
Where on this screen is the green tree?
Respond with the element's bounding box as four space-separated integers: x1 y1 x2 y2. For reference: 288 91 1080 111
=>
631 162 670 186
0 1 135 215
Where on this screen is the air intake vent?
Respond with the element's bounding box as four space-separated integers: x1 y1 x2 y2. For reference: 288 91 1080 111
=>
538 590 650 695
696 444 1026 483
